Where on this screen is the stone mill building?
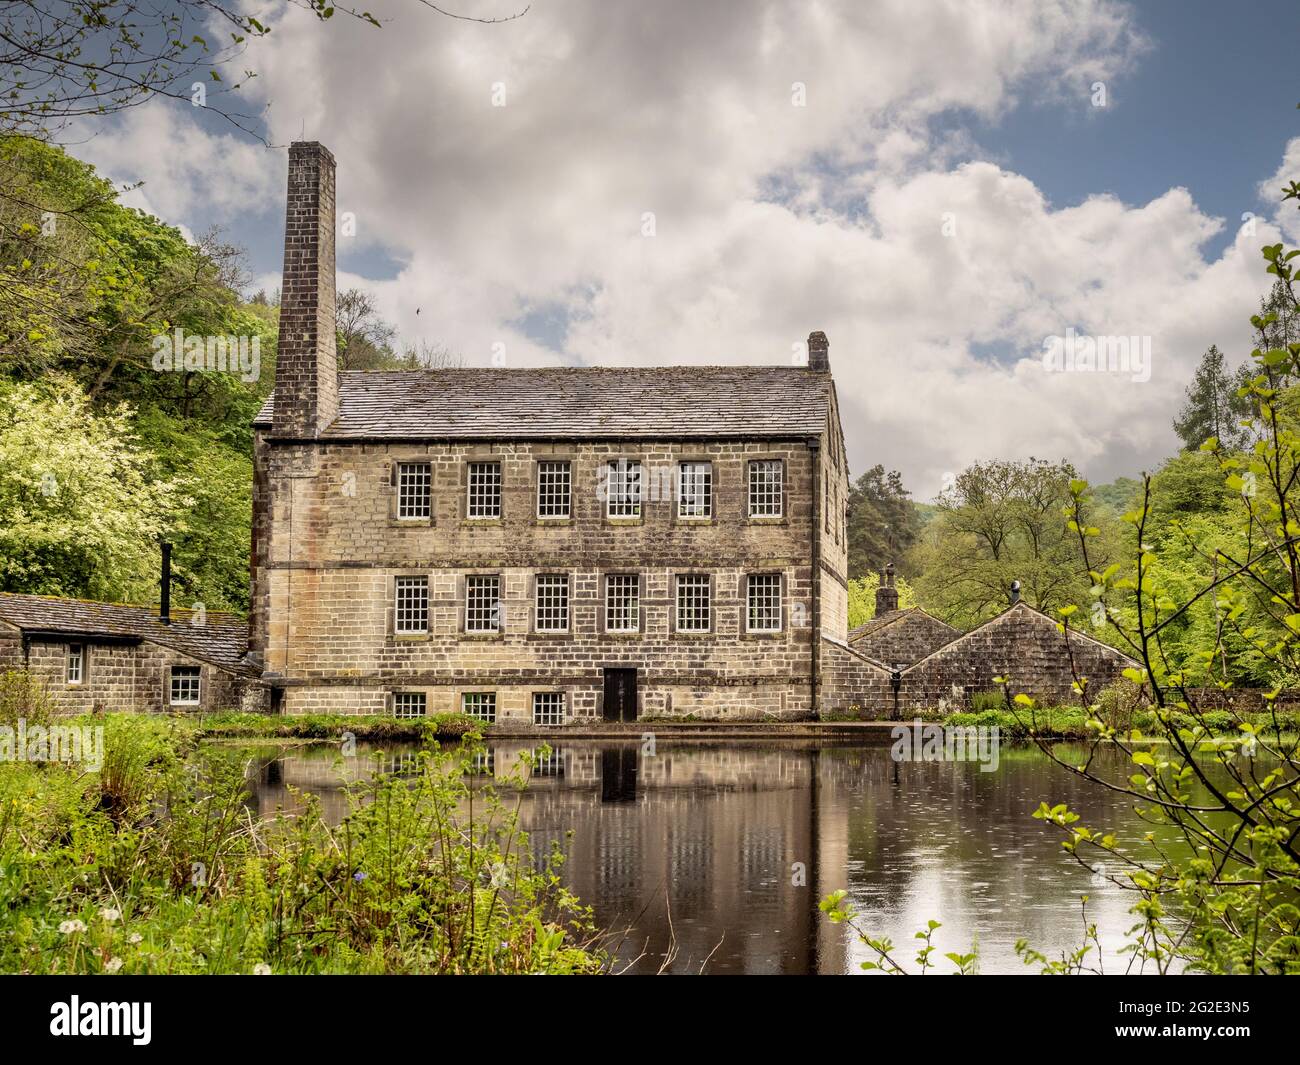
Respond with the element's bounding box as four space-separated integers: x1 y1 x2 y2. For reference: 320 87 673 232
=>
250 142 852 724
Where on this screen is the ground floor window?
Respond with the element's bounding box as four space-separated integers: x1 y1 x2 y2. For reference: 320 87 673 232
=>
392 691 427 718
66 643 84 685
169 666 201 706
462 691 497 722
532 691 566 726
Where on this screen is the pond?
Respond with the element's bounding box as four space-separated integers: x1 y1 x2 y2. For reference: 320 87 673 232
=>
235 737 1185 974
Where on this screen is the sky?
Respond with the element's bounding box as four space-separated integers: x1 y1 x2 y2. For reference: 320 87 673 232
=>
72 0 1300 499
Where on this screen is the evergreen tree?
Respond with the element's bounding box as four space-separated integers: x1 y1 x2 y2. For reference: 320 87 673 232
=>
846 465 921 578
1172 344 1252 451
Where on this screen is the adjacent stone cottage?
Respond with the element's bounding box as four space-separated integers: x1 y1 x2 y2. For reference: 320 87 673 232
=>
0 592 259 714
248 142 852 722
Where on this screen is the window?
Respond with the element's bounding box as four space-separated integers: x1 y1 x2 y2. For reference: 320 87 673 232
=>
606 460 641 518
535 574 570 632
676 574 711 632
747 574 782 632
396 462 432 520
605 574 640 632
537 460 571 518
467 461 502 518
392 692 427 718
466 575 501 632
678 462 712 518
462 692 497 723
532 691 566 726
395 576 429 635
170 666 201 706
749 460 783 517
66 643 83 685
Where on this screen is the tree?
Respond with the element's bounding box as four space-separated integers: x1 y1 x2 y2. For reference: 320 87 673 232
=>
0 377 181 601
0 1 527 141
1032 175 1300 973
1172 344 1252 451
846 465 920 578
337 288 399 370
909 458 1104 627
847 571 917 630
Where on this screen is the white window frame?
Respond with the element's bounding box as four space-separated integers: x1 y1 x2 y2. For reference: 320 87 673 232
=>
466 461 502 519
605 574 640 633
534 573 570 632
66 643 84 685
396 461 432 520
536 460 572 519
746 573 783 633
462 692 497 723
394 576 430 635
676 574 711 633
169 666 201 706
532 691 566 726
748 459 784 518
466 574 502 633
678 461 713 519
392 691 427 719
605 459 642 519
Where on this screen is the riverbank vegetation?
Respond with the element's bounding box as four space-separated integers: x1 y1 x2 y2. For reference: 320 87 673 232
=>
0 714 604 974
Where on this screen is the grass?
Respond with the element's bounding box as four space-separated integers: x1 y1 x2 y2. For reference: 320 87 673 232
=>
0 713 603 974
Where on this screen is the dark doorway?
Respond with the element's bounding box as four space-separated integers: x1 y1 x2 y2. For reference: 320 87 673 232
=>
602 667 638 722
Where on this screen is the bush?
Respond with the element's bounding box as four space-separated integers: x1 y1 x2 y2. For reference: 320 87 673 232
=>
0 669 55 728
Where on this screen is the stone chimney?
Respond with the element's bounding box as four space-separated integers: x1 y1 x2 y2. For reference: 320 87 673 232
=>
807 330 829 372
273 142 338 437
875 562 899 617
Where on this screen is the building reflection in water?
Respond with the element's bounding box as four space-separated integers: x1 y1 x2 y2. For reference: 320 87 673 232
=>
244 738 1156 974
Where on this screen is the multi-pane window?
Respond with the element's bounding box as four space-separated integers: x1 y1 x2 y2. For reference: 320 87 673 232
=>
747 574 782 632
462 692 497 723
395 576 429 634
748 460 783 517
467 461 502 518
676 574 711 632
466 575 501 632
396 462 432 520
537 460 571 518
535 574 570 632
678 462 712 518
392 691 427 718
605 574 640 632
66 643 83 685
532 692 566 726
169 666 201 705
606 460 642 518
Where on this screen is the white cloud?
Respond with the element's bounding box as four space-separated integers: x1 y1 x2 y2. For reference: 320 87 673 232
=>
73 0 1294 494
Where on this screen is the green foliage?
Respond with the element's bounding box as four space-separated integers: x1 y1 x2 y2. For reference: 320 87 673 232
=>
0 715 604 974
845 465 921 579
1172 344 1253 452
909 457 1109 628
0 376 181 600
846 570 917 629
196 712 480 742
0 670 55 728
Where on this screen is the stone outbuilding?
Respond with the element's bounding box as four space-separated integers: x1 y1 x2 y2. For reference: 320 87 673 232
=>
821 589 1139 718
0 592 262 714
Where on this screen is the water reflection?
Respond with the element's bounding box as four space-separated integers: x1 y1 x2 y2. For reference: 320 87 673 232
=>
240 738 1192 974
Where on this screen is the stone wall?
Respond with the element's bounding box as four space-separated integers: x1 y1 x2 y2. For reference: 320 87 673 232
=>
252 436 846 720
819 603 1139 718
850 609 959 668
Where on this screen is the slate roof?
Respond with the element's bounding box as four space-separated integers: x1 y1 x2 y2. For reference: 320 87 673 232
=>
253 367 832 439
0 593 252 673
847 607 958 644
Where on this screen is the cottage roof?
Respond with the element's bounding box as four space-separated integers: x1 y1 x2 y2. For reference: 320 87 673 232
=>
253 367 832 439
0 593 252 673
